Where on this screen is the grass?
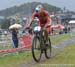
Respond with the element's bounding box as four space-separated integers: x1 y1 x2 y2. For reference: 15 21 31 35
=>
33 44 75 67
50 33 71 45
0 51 32 67
0 33 71 67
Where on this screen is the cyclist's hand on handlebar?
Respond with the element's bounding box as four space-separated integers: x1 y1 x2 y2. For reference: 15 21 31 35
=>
45 24 51 28
25 24 30 29
26 26 30 29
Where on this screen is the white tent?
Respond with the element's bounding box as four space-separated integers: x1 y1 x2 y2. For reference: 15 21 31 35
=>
68 20 75 23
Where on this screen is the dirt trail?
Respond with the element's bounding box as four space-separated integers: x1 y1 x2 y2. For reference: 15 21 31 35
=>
18 35 75 67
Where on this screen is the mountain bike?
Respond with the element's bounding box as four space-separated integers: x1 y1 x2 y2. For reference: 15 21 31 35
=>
32 25 51 62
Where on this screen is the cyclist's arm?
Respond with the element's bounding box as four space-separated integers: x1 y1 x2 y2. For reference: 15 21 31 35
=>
29 17 34 26
46 15 52 26
28 13 37 26
45 12 54 19
49 15 55 18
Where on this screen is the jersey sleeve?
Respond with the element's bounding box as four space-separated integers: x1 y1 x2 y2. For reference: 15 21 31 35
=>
32 12 38 18
45 11 49 16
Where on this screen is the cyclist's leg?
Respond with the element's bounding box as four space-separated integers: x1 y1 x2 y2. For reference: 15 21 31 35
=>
45 21 51 44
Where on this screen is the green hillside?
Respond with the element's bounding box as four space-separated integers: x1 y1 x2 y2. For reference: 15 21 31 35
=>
0 2 61 17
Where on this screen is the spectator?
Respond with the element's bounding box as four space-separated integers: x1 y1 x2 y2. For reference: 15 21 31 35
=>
4 31 8 36
63 27 67 34
11 28 19 48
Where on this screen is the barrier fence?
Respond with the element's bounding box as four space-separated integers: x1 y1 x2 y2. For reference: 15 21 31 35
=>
0 34 32 53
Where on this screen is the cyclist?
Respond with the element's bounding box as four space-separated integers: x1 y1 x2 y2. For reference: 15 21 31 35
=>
26 5 54 34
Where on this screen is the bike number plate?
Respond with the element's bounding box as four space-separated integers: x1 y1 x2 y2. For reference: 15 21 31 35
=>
33 26 41 32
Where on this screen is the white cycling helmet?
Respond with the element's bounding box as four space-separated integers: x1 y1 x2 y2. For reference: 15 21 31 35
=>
35 5 43 13
35 7 40 12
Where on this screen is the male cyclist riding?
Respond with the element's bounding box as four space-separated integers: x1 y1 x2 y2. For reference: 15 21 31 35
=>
26 5 54 34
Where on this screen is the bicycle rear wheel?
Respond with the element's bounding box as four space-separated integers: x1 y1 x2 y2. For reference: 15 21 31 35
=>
32 36 42 62
44 37 51 59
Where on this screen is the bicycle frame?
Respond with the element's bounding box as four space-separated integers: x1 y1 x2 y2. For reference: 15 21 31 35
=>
33 26 48 50
40 27 48 50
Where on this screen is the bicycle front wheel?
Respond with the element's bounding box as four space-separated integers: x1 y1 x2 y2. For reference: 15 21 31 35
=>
32 36 42 62
44 37 51 59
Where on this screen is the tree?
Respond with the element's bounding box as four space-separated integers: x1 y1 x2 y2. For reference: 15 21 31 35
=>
0 19 10 29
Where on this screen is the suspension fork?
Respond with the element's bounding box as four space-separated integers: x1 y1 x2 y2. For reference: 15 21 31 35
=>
40 30 46 51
